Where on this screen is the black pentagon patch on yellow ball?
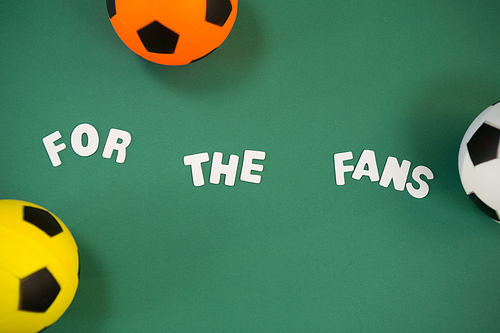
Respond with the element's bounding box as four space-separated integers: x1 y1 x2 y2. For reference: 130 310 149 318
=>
23 206 63 237
138 21 179 54
20 268 61 313
467 123 500 166
206 0 233 27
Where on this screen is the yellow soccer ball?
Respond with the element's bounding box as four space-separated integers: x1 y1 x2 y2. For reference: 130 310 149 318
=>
0 200 79 333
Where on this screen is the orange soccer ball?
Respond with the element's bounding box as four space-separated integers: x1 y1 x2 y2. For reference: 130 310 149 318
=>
106 0 238 66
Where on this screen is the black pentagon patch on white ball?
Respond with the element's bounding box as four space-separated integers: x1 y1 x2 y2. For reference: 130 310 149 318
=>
206 0 233 27
137 21 179 54
23 206 63 237
20 268 61 313
467 123 500 166
469 193 500 222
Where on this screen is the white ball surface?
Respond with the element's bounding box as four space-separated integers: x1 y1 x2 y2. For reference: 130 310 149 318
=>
458 102 500 222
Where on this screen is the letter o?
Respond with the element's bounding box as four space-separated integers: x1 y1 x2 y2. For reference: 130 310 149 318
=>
71 123 99 157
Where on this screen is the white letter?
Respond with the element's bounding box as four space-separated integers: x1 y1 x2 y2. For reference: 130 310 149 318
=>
379 156 411 191
210 152 239 186
42 131 66 167
406 165 434 199
240 150 266 184
71 123 99 157
352 149 379 182
184 152 210 187
102 128 132 163
334 151 354 185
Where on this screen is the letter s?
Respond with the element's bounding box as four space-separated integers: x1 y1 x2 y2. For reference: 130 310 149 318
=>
406 165 434 199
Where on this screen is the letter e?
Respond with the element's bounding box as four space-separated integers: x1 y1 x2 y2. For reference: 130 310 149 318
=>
240 150 266 184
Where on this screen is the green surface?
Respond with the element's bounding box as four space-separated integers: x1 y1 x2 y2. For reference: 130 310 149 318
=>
1 0 500 332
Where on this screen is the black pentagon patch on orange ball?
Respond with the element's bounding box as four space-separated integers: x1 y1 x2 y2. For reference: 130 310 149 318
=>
467 123 500 166
469 192 500 222
206 0 233 27
20 268 61 313
137 21 179 54
106 0 116 19
23 206 63 237
190 48 217 63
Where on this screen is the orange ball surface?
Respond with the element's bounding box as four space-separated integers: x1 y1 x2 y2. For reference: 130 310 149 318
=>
106 0 238 65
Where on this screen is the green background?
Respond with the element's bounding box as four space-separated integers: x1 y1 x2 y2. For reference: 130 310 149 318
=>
2 0 500 332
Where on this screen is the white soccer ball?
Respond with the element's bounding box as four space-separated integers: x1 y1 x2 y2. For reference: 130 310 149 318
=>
458 101 500 222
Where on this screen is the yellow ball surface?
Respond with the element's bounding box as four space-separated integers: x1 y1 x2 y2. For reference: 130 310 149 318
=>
0 200 79 333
